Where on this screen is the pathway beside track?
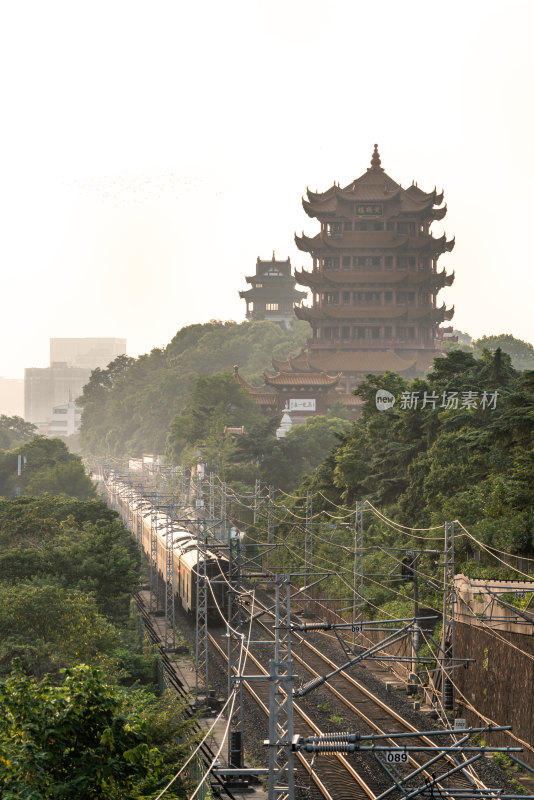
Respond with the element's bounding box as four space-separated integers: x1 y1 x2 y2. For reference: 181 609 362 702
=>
134 588 268 800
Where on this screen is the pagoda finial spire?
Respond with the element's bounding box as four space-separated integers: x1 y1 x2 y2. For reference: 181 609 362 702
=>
370 143 383 171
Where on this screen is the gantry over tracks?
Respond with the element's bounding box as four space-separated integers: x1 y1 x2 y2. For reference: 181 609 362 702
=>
214 583 527 800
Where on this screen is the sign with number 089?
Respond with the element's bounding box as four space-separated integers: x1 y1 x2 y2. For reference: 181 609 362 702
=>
384 750 409 763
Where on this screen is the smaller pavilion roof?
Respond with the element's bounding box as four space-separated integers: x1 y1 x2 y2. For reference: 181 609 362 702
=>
250 393 278 408
233 365 269 394
269 349 421 378
327 391 362 408
263 370 342 388
255 253 292 277
272 348 313 373
306 351 418 374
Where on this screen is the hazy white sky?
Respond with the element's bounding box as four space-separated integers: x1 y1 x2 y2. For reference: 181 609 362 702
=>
1 0 534 377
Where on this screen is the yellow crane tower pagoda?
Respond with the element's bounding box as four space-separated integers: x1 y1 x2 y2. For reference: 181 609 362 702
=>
237 145 456 420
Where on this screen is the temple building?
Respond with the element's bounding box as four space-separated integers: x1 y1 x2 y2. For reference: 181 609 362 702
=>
233 364 352 420
239 253 306 328
288 144 455 394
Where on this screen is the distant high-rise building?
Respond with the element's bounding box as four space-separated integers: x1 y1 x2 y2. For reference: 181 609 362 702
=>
25 364 92 431
50 338 126 369
25 338 127 434
49 400 82 438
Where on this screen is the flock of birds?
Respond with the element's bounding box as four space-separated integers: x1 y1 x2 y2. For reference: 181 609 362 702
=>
66 171 212 206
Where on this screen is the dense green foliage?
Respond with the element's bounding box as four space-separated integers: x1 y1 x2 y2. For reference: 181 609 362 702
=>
241 355 534 649
78 319 310 455
0 440 194 797
286 349 534 556
0 488 144 676
166 370 351 489
0 663 189 799
0 416 36 450
0 437 97 500
167 370 268 467
235 413 351 490
444 332 534 370
0 498 138 620
214 345 534 677
473 334 534 370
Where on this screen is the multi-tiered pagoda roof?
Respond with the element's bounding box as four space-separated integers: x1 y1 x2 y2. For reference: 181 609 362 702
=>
289 144 455 388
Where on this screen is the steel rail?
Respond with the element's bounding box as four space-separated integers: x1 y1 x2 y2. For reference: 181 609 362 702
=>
209 633 336 800
246 594 491 794
209 630 376 800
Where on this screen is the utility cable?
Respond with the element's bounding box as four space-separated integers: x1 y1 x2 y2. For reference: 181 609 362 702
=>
152 691 235 800
455 520 534 579
452 584 534 663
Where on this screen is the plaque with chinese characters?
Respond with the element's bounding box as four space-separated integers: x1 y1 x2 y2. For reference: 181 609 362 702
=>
356 204 382 216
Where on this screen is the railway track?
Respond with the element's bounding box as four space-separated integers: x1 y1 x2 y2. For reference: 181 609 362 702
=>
135 583 497 800
102 469 518 800
217 591 496 800
209 626 377 800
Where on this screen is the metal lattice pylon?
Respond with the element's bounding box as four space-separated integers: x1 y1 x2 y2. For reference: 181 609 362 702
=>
149 496 159 613
135 485 143 548
164 510 176 651
227 526 244 767
267 485 274 547
267 574 295 800
353 500 365 624
125 484 132 530
209 472 215 522
304 491 313 586
442 520 455 712
178 466 185 503
195 517 209 698
219 482 227 541
253 478 261 525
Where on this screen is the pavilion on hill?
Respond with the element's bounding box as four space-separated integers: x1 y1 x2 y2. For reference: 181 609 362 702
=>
233 364 359 421
239 253 307 328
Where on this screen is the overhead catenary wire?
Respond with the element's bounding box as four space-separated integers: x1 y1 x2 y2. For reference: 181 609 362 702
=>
118 462 534 784
152 692 235 800
199 490 534 686
243 518 446 619
456 520 534 577
365 500 446 533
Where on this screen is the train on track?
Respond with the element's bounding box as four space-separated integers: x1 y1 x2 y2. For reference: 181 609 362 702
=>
103 473 229 618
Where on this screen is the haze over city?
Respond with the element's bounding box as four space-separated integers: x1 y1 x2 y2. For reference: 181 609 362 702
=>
1 0 533 378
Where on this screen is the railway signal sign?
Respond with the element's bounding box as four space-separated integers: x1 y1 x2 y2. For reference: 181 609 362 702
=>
384 749 409 763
